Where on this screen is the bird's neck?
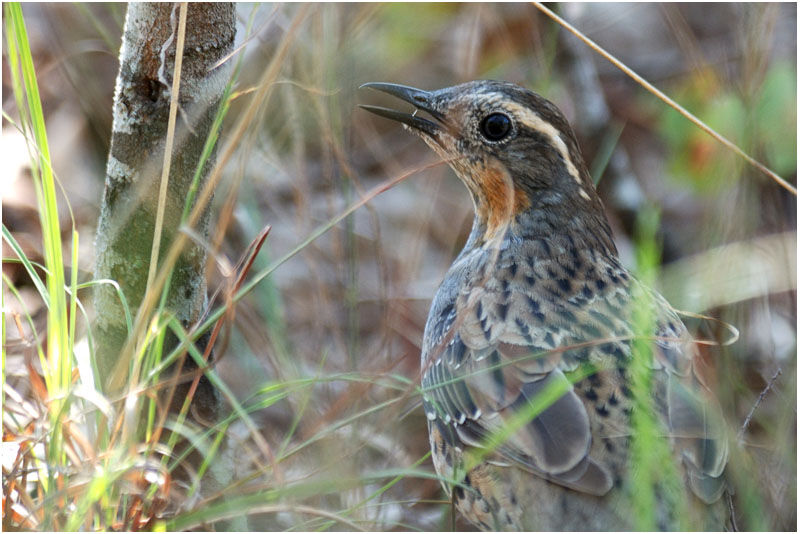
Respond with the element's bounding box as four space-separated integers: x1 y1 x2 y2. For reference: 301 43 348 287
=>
452 158 618 260
464 199 618 261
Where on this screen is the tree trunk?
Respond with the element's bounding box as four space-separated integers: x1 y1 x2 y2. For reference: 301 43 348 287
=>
94 2 234 402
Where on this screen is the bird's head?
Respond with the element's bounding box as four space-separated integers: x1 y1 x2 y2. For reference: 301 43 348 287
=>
361 80 613 251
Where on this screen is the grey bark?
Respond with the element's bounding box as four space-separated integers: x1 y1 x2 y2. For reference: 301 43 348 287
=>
94 2 234 394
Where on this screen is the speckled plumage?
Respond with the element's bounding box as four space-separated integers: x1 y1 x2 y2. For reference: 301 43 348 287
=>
362 81 729 531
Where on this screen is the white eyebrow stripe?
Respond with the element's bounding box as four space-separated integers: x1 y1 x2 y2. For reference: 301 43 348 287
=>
502 101 583 186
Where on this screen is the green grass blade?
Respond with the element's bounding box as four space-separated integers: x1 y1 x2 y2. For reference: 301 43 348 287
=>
6 2 70 405
2 224 49 305
68 230 79 385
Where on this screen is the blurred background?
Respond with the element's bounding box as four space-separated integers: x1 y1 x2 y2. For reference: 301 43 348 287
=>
3 3 796 530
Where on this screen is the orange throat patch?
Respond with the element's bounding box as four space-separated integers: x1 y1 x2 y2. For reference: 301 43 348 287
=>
474 164 530 240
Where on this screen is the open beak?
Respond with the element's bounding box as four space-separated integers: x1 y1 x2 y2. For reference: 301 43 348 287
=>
359 82 444 136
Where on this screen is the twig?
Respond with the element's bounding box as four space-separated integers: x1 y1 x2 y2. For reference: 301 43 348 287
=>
726 489 738 531
738 367 782 442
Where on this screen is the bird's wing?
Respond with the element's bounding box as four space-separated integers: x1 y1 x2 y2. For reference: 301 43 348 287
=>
422 247 726 499
647 286 729 503
665 359 729 503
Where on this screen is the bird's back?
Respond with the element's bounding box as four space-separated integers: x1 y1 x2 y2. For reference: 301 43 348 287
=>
420 230 728 530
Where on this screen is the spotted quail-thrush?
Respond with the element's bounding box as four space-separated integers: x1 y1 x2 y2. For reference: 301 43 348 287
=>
360 81 729 531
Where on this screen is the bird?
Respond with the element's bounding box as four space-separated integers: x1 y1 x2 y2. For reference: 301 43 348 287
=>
360 81 729 531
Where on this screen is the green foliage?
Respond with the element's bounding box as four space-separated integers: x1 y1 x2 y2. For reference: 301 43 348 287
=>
657 61 796 192
378 4 457 60
754 62 797 175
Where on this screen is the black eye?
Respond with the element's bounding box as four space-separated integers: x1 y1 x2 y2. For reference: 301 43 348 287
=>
479 113 512 141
